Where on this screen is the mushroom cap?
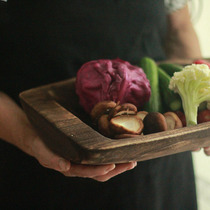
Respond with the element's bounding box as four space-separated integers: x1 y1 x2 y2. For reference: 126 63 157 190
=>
163 112 183 130
98 114 113 137
143 112 167 135
90 101 116 122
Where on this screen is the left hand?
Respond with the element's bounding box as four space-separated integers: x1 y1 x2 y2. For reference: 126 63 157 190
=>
204 146 210 156
192 147 210 156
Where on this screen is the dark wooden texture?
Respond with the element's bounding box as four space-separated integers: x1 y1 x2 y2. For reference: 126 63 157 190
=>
19 78 210 165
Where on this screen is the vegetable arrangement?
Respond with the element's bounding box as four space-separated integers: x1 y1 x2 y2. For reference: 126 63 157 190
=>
76 57 210 139
89 101 182 138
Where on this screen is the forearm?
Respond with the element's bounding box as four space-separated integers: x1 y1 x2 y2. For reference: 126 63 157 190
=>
0 92 136 180
0 91 32 154
164 5 202 60
165 24 201 59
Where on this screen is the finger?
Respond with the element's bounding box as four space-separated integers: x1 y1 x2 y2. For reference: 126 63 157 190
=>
192 148 201 152
93 161 137 182
63 163 116 178
204 146 210 156
41 157 71 172
38 151 71 172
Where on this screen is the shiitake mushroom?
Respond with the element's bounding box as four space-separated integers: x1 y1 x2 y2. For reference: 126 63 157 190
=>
163 112 183 130
143 112 167 135
91 101 183 139
90 101 116 122
98 114 113 137
110 115 143 135
108 103 137 119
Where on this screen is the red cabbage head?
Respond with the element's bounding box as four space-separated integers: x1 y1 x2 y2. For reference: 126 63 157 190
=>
76 59 151 113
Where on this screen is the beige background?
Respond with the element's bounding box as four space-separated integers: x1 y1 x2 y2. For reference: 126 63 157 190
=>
190 1 210 209
192 0 210 57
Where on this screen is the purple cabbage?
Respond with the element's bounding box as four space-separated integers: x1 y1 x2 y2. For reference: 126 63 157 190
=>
76 58 151 113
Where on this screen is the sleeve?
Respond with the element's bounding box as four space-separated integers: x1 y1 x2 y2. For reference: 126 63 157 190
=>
165 0 189 14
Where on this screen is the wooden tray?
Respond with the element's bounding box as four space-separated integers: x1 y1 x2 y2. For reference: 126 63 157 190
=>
19 78 210 165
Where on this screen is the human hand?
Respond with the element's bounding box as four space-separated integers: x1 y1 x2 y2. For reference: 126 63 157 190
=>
192 147 210 156
0 92 137 182
28 131 137 182
203 146 210 156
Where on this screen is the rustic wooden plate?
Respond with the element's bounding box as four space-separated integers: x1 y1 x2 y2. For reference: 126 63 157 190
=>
19 78 210 165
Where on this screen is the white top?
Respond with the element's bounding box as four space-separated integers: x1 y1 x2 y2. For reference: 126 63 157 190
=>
165 0 189 14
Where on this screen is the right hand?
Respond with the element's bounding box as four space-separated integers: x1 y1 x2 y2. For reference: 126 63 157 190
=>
0 92 137 182
27 128 137 182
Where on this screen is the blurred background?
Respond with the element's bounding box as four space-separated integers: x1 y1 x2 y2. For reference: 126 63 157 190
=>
190 0 210 57
190 1 210 209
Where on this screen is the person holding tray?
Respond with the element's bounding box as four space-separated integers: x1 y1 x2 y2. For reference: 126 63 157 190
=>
0 0 205 209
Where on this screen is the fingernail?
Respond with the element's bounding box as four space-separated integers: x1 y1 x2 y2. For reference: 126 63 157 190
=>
59 159 70 171
129 161 137 170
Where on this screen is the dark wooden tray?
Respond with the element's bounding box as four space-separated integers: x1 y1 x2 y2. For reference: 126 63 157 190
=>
19 78 210 165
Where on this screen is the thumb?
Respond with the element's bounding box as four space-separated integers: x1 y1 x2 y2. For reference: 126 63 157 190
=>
30 136 71 172
41 157 71 172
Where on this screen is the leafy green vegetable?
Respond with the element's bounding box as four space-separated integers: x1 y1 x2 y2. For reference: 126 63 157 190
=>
169 64 210 126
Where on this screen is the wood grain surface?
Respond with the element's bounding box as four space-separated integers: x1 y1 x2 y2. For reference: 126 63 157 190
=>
19 78 210 165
